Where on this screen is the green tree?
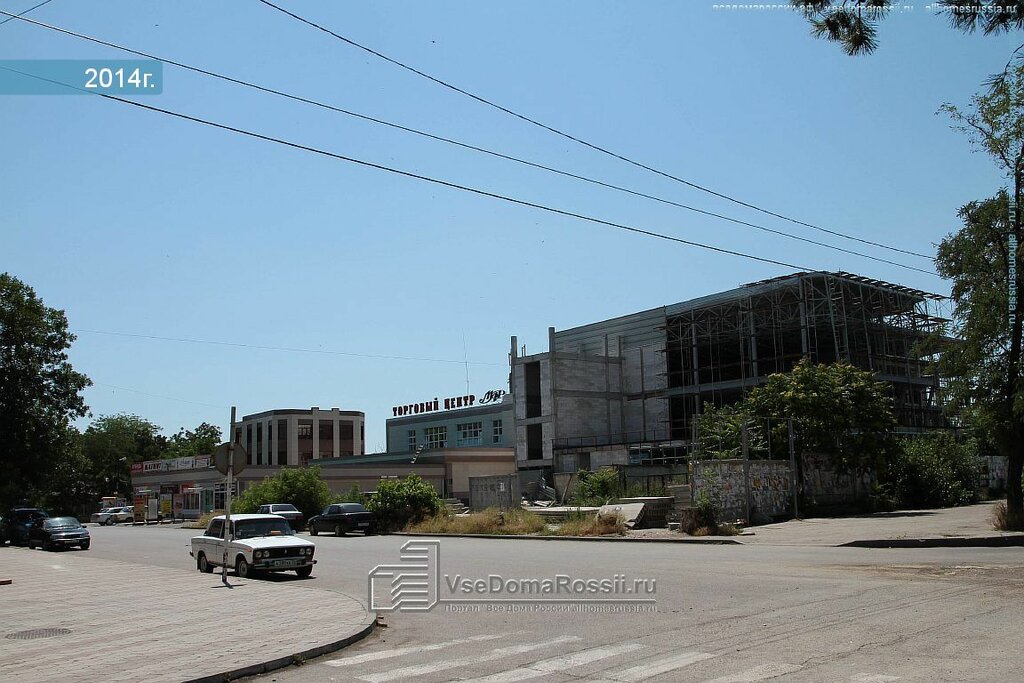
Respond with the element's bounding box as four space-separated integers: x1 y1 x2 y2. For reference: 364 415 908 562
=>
935 64 1024 528
163 422 221 459
0 274 91 508
233 466 333 521
570 467 622 506
366 474 442 532
79 414 165 499
694 403 769 460
745 359 896 472
792 1 1023 56
884 433 982 509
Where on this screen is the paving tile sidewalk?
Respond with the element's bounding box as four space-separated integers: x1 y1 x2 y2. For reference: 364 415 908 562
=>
742 500 1024 547
0 547 373 683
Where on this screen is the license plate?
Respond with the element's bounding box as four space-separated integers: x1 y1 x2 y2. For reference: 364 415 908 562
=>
358 522 369 527
273 558 301 568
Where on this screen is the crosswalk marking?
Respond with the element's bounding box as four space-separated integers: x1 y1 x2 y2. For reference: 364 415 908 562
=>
358 635 582 683
705 663 803 682
595 651 716 682
325 633 508 667
458 643 646 683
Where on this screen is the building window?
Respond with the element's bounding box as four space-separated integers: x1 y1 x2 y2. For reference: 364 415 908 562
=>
277 419 288 466
246 424 253 465
492 420 503 444
319 421 334 459
457 422 482 446
297 419 313 467
425 426 447 449
340 421 354 456
407 429 417 453
267 423 273 464
527 423 543 460
256 422 263 465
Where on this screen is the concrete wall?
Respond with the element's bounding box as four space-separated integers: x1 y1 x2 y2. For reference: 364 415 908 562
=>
469 474 520 510
801 453 872 510
690 459 792 522
451 459 518 499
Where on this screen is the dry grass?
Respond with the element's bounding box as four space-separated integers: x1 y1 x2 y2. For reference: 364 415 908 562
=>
991 501 1024 531
688 522 740 537
406 508 546 535
551 511 627 537
181 510 222 530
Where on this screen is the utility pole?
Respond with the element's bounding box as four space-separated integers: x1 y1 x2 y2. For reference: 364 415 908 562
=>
741 417 752 524
788 418 799 519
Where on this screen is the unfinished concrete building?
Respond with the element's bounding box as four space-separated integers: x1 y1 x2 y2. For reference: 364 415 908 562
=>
510 271 947 476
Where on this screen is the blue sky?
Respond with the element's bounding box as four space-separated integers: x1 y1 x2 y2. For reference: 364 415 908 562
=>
2 1 1018 451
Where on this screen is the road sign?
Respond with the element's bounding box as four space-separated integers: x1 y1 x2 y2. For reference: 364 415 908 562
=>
214 442 247 476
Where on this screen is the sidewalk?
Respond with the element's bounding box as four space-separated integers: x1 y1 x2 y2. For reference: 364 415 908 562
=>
0 548 373 683
742 501 1024 547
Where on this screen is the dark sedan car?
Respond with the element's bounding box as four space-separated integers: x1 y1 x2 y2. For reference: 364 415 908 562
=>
1 507 49 546
308 503 376 536
28 516 90 551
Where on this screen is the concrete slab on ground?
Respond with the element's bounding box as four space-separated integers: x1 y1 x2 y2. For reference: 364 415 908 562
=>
0 547 373 683
743 501 1024 546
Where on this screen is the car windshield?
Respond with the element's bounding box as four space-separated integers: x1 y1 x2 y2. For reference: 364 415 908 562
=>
339 504 367 513
272 504 298 512
234 518 294 539
44 517 80 528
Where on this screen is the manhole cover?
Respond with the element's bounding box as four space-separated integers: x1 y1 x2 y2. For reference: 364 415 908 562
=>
5 628 71 640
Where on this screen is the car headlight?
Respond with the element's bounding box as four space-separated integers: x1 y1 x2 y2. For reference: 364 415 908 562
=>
255 550 264 559
304 547 312 556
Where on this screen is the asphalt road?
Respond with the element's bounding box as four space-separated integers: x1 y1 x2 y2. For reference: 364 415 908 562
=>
85 523 1024 682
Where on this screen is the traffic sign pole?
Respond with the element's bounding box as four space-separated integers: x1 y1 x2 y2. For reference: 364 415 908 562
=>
223 406 235 586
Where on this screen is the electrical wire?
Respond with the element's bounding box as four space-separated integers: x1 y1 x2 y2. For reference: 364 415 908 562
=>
75 329 508 366
256 0 933 261
0 0 54 26
0 63 819 273
0 9 934 275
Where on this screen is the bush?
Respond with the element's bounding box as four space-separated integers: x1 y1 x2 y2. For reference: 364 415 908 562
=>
367 475 443 532
335 484 366 505
232 466 333 521
884 434 981 509
570 468 622 506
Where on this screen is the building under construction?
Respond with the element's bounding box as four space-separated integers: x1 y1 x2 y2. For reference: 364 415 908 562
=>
510 271 948 474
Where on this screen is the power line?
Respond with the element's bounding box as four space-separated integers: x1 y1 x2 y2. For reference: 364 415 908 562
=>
0 10 933 275
91 382 230 409
256 0 933 261
0 0 54 26
75 329 508 366
1 63 819 273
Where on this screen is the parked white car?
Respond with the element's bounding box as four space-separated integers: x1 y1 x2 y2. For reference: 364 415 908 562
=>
90 508 113 524
96 507 134 525
190 514 316 579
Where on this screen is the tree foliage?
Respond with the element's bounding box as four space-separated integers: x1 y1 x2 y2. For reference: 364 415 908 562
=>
883 433 982 509
163 422 221 459
694 403 769 459
79 413 165 499
232 466 333 521
936 64 1024 528
792 1 1024 55
745 359 896 471
366 474 443 532
0 273 91 508
570 467 622 506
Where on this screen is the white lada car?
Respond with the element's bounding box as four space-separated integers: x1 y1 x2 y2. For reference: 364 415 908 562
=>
190 513 316 579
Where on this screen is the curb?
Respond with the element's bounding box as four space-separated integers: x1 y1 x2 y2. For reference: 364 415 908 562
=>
391 532 743 545
184 610 376 683
840 535 1024 549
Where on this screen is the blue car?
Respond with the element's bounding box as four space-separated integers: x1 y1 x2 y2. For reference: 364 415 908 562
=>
1 508 49 546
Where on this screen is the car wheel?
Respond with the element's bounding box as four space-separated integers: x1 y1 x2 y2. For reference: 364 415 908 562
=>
80 541 90 550
335 524 345 537
236 556 251 579
295 566 313 578
42 540 52 552
310 524 318 536
27 539 34 549
198 553 212 573
365 528 376 536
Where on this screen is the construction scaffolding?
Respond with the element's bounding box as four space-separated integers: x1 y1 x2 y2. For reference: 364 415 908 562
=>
662 271 948 439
